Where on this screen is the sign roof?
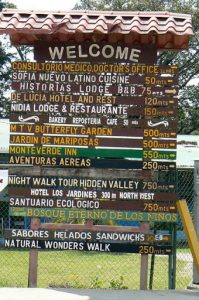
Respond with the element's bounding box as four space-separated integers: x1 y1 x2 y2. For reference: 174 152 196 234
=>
0 9 193 49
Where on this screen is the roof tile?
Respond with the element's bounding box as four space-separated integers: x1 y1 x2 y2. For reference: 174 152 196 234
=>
0 9 193 49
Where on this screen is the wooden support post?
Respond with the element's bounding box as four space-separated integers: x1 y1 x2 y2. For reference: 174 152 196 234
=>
140 254 148 290
28 217 40 287
140 222 149 290
28 248 38 287
177 199 199 274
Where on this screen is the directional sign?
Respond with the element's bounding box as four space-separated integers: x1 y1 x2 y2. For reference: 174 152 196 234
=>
8 175 176 190
4 229 171 244
8 197 177 212
10 102 177 118
4 239 173 254
9 147 176 161
9 114 178 130
12 72 178 86
11 92 178 107
9 207 178 223
9 136 177 152
8 186 177 201
12 81 179 96
8 156 176 170
11 62 178 75
10 144 144 158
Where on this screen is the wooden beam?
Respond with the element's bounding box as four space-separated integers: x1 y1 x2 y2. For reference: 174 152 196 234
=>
140 222 150 290
177 199 199 274
28 217 40 287
39 222 149 233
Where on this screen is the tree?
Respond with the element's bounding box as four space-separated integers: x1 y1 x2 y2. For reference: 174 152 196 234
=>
0 1 15 117
0 1 31 118
74 0 199 134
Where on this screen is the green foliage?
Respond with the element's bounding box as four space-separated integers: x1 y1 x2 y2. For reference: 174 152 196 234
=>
0 1 16 10
178 85 199 134
0 1 32 118
49 274 86 288
109 275 128 289
74 0 168 11
0 1 15 117
74 0 199 134
90 276 104 288
50 274 127 289
192 130 199 135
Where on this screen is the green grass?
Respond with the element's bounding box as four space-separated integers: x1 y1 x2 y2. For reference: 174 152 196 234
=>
38 251 141 289
0 249 192 289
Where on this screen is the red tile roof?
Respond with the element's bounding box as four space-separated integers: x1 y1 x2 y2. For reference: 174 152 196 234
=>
0 9 193 49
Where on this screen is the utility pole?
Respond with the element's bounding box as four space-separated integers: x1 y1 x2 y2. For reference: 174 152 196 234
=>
193 160 199 284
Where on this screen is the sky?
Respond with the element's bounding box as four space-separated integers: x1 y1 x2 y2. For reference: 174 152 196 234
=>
0 170 8 191
6 0 79 11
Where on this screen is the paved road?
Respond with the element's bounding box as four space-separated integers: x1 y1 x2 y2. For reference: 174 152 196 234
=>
1 288 199 300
